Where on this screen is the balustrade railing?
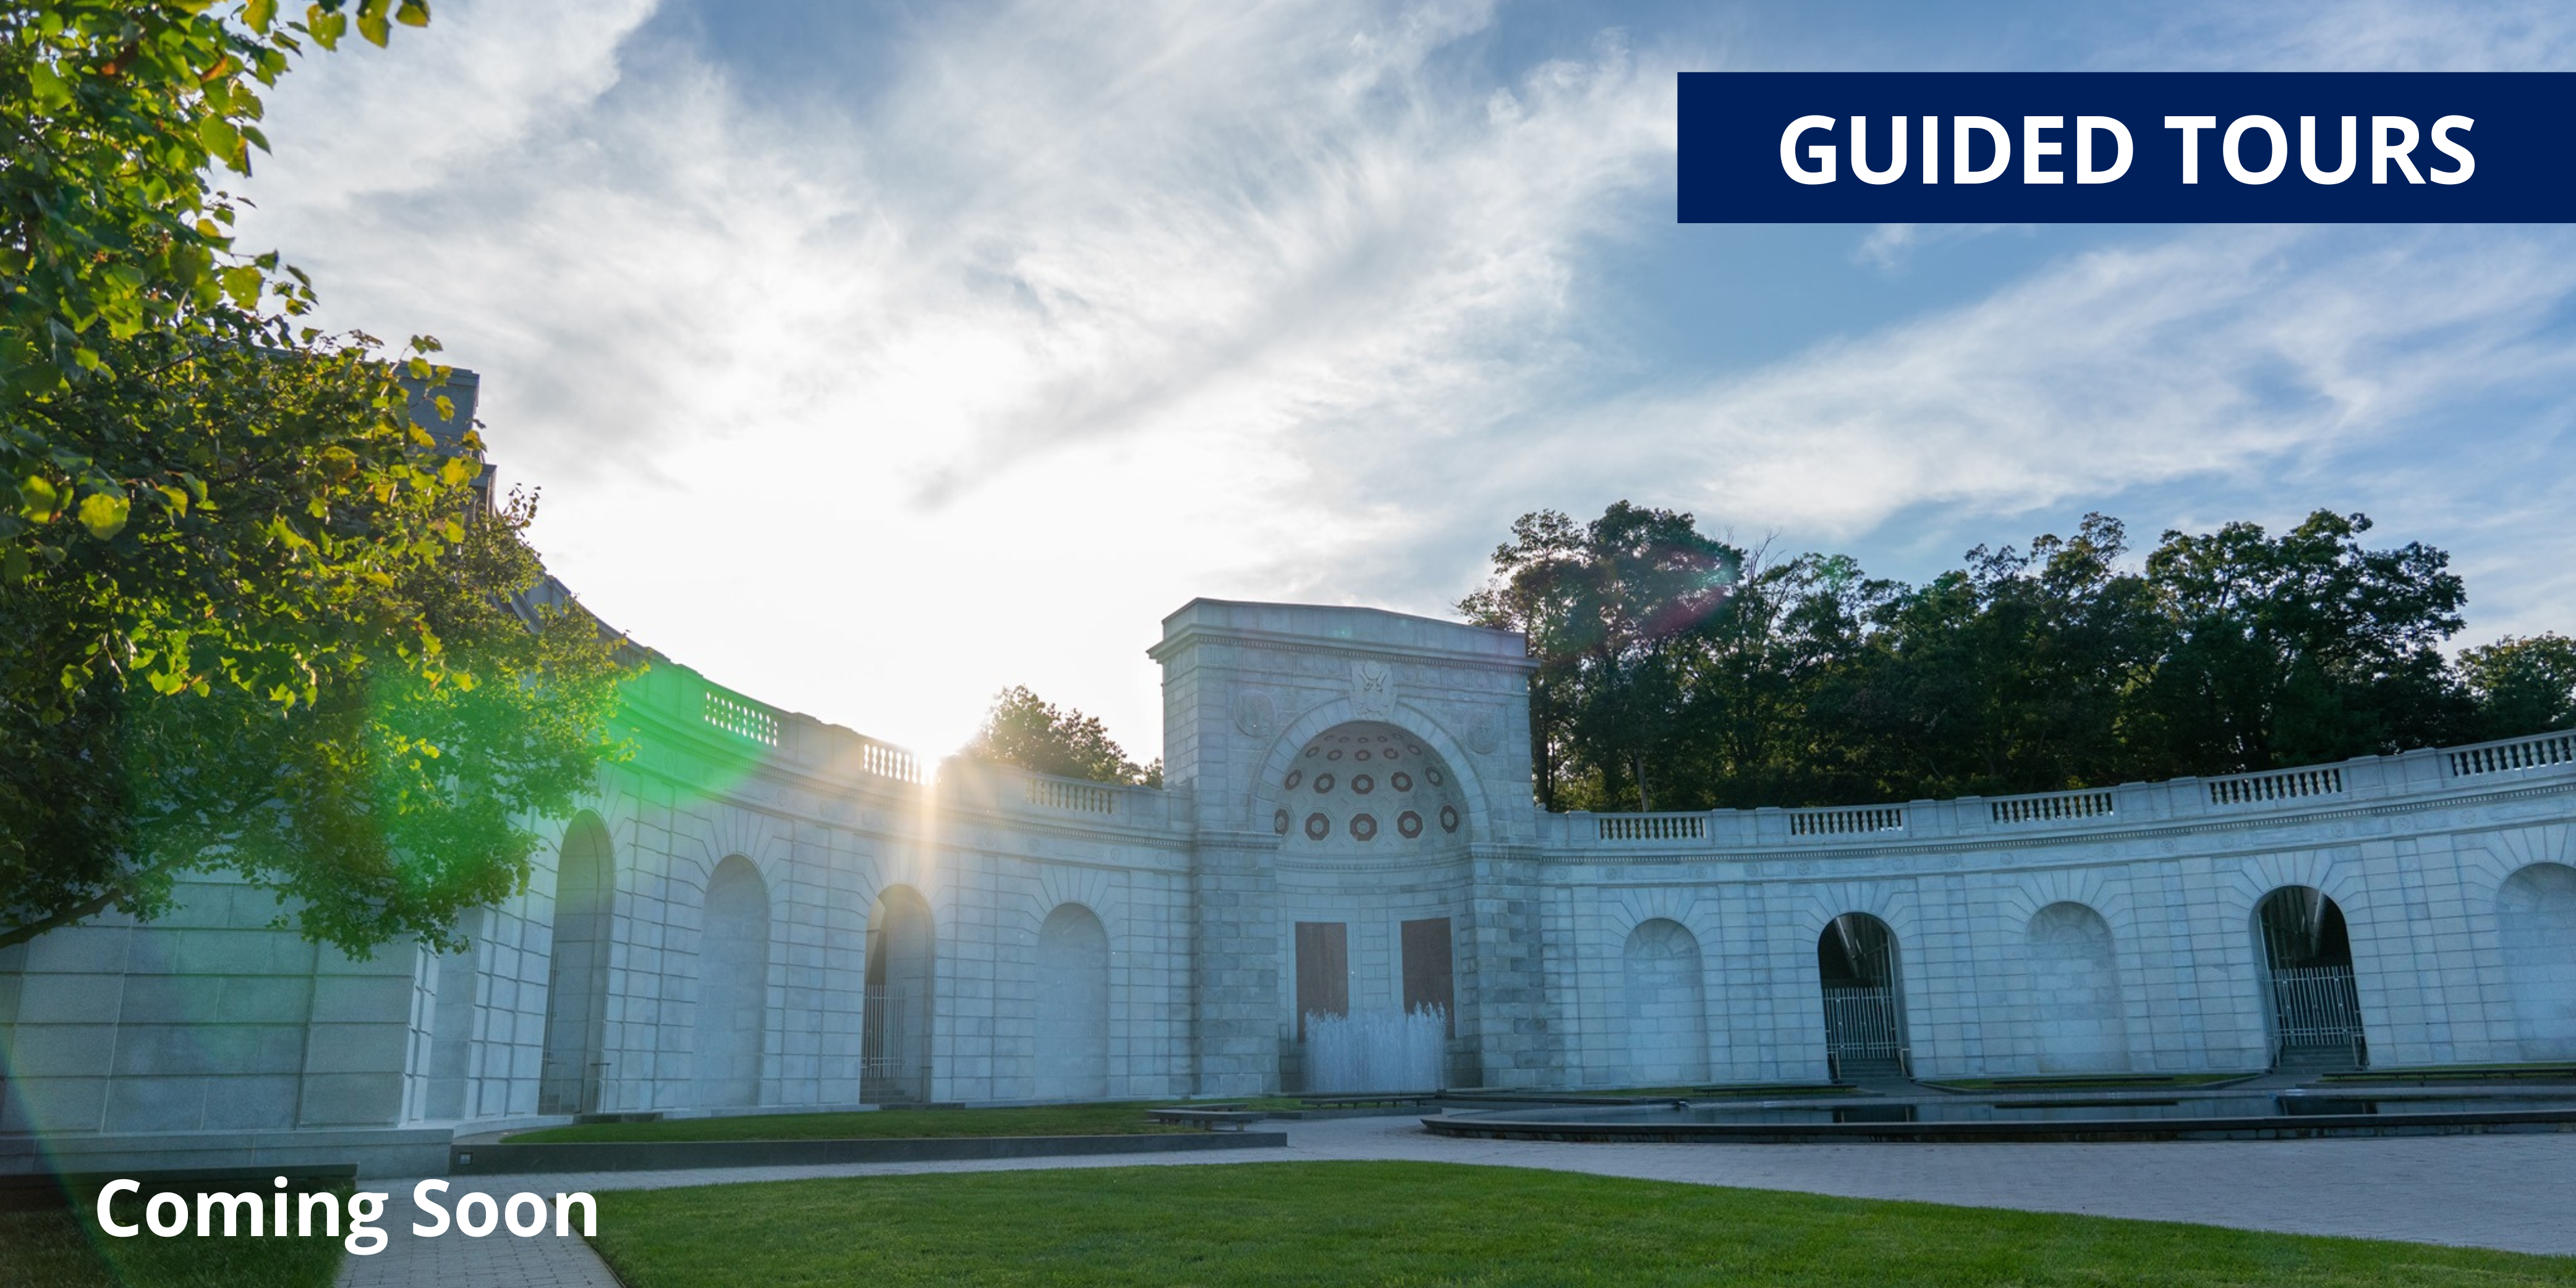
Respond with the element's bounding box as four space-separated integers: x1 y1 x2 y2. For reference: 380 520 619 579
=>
1028 776 1115 815
2208 766 2342 806
701 689 779 746
2448 730 2576 779
859 740 920 783
1596 814 1706 841
1989 790 2114 825
1789 805 1905 837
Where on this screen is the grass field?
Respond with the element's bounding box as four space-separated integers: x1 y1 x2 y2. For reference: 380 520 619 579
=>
590 1160 2576 1287
0 1195 345 1288
508 1101 1194 1143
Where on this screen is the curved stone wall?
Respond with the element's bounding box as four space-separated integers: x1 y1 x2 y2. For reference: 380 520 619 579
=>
7 595 2576 1177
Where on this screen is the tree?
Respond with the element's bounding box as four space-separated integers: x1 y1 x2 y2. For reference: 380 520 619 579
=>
2 1 638 955
2459 633 2576 740
7 1 432 696
959 686 1160 787
1462 502 1740 811
2126 510 2471 775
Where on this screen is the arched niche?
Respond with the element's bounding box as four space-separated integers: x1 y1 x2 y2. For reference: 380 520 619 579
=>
695 855 771 1108
539 813 614 1116
2499 863 2576 1059
1619 919 1707 1087
1267 722 1472 862
1034 904 1111 1099
2025 902 2128 1074
863 886 935 1103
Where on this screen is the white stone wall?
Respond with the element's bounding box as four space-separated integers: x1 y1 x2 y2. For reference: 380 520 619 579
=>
9 600 2576 1179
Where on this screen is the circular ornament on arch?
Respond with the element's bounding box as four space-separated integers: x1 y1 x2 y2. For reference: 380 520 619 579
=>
1439 804 1460 834
1427 767 1445 787
1351 774 1374 795
1328 750 1343 761
1350 813 1379 842
1313 773 1335 794
1392 771 1413 792
1398 810 1424 839
1274 808 1290 834
1355 749 1372 761
1285 769 1303 790
1305 813 1331 841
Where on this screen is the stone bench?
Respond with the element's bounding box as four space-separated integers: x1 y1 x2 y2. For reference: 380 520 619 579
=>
1299 1093 1437 1109
1147 1108 1269 1131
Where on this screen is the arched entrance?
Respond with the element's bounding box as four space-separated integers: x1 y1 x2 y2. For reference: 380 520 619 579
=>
1034 904 1110 1099
1817 913 1906 1078
2499 863 2576 1059
1620 920 1708 1087
2255 885 2366 1069
2026 902 2128 1073
539 814 614 1115
695 856 771 1108
862 886 935 1103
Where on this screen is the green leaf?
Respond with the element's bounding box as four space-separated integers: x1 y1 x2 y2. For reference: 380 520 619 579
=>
19 475 61 522
247 0 279 30
438 456 480 486
77 491 132 540
28 61 71 109
396 0 430 26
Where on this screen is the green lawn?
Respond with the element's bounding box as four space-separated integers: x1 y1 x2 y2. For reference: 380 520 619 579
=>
508 1101 1194 1143
591 1161 2576 1287
0 1195 344 1288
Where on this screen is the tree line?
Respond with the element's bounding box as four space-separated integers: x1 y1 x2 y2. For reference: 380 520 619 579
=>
1462 502 2576 814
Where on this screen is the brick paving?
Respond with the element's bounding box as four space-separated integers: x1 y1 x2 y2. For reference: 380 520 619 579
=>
338 1116 2576 1284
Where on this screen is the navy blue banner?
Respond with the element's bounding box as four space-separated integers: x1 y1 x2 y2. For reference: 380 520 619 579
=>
1677 72 2576 222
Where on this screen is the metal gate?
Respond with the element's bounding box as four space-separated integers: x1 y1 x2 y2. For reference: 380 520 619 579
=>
861 985 930 1103
2268 964 2364 1048
1821 986 1903 1061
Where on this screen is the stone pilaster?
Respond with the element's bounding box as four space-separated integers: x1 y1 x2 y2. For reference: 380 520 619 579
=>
1463 842 1550 1087
1189 830 1282 1096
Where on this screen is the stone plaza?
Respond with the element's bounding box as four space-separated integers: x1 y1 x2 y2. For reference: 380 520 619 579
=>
5 387 2576 1182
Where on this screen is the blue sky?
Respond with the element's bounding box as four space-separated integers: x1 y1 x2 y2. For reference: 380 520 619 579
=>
233 1 2576 762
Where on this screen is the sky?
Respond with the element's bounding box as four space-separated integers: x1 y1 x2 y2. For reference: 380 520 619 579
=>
230 0 2576 766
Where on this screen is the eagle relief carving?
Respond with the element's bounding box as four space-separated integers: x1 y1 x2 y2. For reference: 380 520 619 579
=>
1352 659 1395 718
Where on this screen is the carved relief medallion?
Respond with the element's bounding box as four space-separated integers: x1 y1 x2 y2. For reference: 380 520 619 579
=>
1466 708 1503 755
1352 660 1395 718
1233 689 1277 739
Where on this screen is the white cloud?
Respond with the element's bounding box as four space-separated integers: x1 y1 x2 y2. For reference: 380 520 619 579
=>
230 0 2576 763
1507 224 2576 537
236 0 1685 760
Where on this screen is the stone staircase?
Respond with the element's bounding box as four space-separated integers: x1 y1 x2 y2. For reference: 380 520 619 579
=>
2272 1043 2364 1078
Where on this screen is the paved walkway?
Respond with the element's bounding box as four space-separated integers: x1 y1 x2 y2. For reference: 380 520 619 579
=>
338 1116 2576 1286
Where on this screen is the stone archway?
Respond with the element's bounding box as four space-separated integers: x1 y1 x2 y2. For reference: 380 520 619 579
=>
539 813 614 1115
2255 885 2365 1068
2025 902 2128 1073
863 886 935 1103
1620 919 1708 1087
1817 912 1907 1077
695 856 771 1108
1034 904 1111 1099
2500 863 2576 1058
